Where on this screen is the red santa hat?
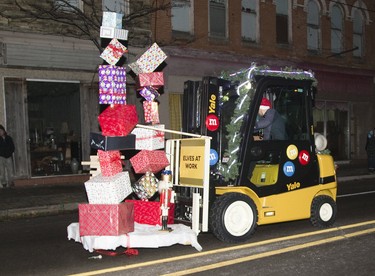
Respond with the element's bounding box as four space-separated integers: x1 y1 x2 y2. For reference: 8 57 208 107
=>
260 98 271 110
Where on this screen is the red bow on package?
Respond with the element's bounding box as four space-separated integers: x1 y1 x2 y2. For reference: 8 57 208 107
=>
97 150 123 177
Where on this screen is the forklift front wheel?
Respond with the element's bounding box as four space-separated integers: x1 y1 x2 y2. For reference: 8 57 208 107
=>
310 195 337 228
210 193 258 243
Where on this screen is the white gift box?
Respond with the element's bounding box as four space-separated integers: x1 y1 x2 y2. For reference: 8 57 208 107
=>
129 43 167 75
131 125 165 150
100 27 129 40
100 38 127 65
84 172 132 204
128 61 142 75
102 12 123 28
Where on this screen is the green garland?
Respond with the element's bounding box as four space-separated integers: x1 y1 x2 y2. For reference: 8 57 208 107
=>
217 65 318 182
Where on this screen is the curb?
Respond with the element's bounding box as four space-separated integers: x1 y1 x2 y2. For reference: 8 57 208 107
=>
0 202 78 220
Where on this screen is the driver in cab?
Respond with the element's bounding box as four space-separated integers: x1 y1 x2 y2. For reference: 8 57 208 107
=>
254 98 287 140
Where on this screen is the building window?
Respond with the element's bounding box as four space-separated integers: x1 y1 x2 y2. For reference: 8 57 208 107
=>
55 0 83 12
172 0 193 34
241 0 257 42
275 0 289 45
102 0 129 15
331 4 344 54
209 0 227 38
353 9 363 57
307 0 320 52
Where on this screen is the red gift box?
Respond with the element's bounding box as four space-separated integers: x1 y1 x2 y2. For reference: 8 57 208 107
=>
79 202 134 236
137 72 164 88
98 104 138 136
97 150 123 176
130 150 169 174
143 101 159 124
125 200 174 225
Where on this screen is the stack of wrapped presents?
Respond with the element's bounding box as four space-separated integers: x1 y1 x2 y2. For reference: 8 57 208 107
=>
78 10 175 241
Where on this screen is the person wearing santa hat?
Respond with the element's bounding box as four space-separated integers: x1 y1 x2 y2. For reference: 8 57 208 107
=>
254 98 287 140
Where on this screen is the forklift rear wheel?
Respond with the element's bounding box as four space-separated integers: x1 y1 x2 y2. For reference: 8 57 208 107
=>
310 195 337 228
210 193 257 243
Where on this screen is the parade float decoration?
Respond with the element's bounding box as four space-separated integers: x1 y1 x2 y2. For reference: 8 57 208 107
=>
67 10 202 255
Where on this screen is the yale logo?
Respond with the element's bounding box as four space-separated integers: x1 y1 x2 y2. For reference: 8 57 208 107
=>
208 94 216 113
286 181 301 191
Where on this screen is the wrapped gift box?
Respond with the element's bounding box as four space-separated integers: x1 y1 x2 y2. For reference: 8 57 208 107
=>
100 38 127 65
139 86 160 102
130 150 169 174
79 202 134 236
102 12 123 29
132 172 159 200
100 26 128 40
84 171 132 204
129 43 167 74
137 72 164 89
90 132 135 151
128 61 142 75
97 150 123 177
143 101 159 124
98 104 138 136
131 125 164 150
99 65 126 105
125 200 174 225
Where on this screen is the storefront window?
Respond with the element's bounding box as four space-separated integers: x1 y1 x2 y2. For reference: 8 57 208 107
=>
27 81 81 176
313 101 349 160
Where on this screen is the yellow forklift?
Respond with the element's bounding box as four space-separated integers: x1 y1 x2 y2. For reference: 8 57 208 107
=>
166 65 337 243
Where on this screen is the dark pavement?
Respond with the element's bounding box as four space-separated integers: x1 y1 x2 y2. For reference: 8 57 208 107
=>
0 161 374 220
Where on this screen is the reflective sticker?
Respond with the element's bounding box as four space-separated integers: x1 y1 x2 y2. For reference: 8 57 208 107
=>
299 150 310 165
283 161 295 177
206 114 219 131
209 149 219 166
286 144 298 160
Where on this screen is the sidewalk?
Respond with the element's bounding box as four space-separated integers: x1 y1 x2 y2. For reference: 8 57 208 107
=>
0 162 374 221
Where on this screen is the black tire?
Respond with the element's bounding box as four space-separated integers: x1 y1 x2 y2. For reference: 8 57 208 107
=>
210 193 258 243
310 195 337 228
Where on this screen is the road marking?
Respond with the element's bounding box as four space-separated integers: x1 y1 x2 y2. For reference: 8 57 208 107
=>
162 228 375 276
68 220 375 276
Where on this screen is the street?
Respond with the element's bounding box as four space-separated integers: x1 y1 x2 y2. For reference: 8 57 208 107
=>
0 179 374 276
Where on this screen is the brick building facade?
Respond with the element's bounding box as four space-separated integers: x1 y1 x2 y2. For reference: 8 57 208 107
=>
151 0 375 162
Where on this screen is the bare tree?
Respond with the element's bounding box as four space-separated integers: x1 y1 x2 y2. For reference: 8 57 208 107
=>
0 0 173 52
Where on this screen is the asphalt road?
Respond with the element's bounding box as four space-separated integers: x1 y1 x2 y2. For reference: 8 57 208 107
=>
0 179 374 276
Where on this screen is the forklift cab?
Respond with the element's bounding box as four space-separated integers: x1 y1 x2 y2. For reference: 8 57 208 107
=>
240 77 321 197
